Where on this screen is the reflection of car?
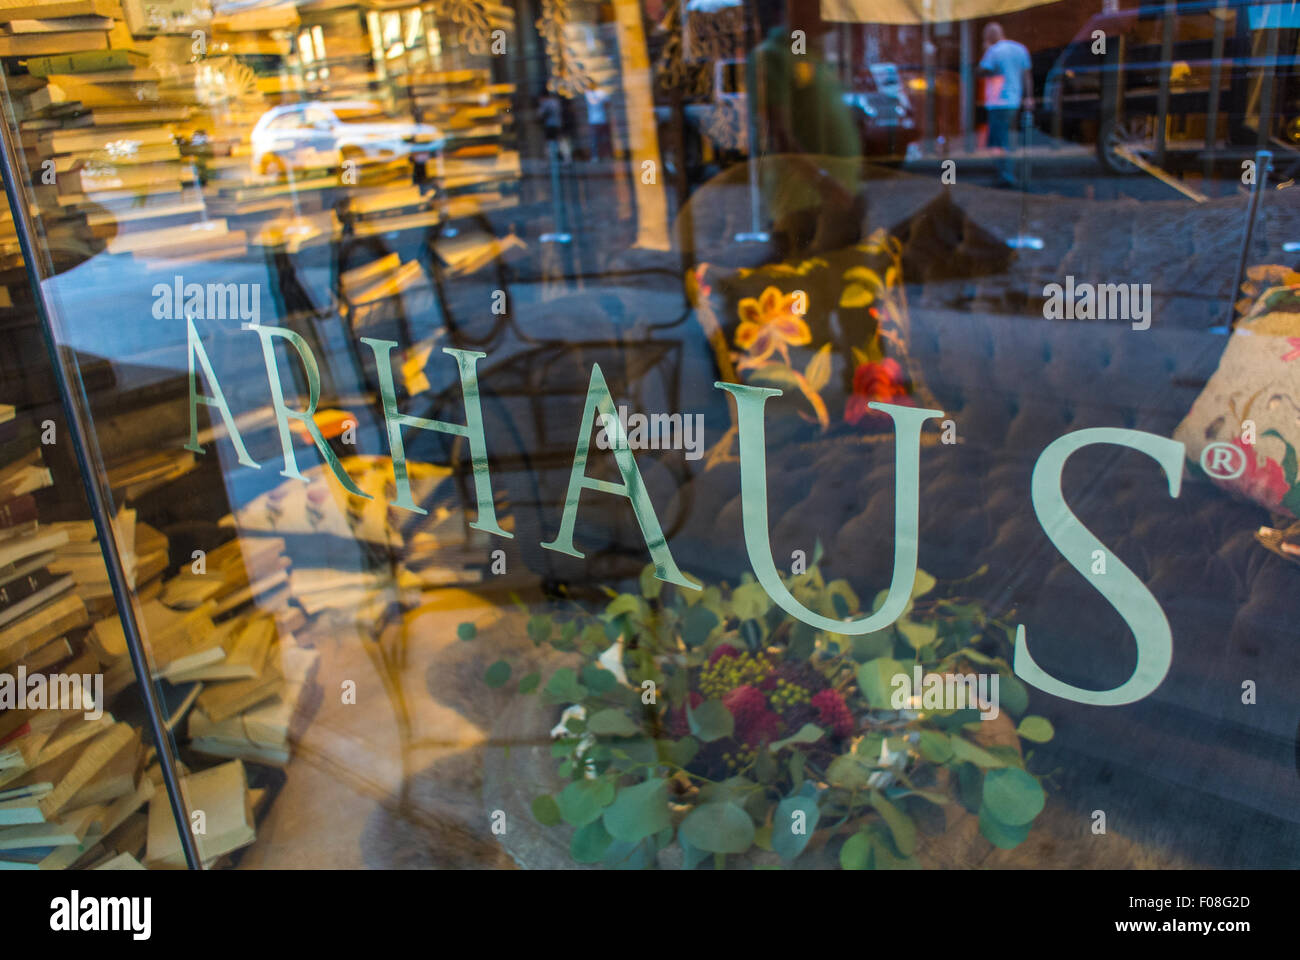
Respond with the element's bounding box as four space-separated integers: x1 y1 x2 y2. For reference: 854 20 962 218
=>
842 72 919 164
250 101 443 177
676 57 918 165
1044 0 1300 174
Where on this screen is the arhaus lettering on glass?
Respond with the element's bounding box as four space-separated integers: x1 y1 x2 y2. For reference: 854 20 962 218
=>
183 328 1187 710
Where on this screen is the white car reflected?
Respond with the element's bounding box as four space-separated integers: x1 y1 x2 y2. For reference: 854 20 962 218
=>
250 101 443 178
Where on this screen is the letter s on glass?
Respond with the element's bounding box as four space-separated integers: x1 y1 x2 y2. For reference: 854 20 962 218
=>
1015 428 1183 706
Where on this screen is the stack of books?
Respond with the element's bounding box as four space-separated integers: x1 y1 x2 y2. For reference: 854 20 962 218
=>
0 0 255 263
0 437 91 690
186 637 318 767
343 182 438 237
408 69 520 221
157 534 291 621
0 411 165 870
47 509 169 620
1 715 155 870
208 2 296 57
151 534 319 771
143 757 256 868
0 0 121 59
338 250 433 330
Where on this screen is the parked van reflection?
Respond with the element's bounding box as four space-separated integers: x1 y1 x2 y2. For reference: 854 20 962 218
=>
250 101 443 178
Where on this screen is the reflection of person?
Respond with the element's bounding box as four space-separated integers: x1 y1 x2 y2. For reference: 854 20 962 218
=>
583 82 611 161
979 22 1032 188
746 0 864 259
539 93 572 163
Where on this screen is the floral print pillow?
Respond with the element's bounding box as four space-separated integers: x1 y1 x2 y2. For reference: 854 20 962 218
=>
1175 266 1300 518
688 229 929 445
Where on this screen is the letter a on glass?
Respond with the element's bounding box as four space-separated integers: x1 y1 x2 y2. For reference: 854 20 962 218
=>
542 364 698 590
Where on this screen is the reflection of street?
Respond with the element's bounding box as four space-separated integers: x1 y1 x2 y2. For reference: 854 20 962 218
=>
905 142 1266 202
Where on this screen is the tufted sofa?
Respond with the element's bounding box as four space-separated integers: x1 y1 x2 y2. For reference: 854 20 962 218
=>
463 162 1300 865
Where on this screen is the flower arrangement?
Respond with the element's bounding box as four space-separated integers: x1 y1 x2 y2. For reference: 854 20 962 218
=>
465 556 1054 869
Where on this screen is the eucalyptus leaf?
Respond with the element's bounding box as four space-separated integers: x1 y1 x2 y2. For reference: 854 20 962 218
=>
978 803 1032 849
826 753 870 790
681 605 719 648
605 593 642 620
456 622 476 641
826 579 859 617
982 767 1045 826
955 761 983 813
867 827 921 869
678 801 755 854
948 735 1008 768
998 671 1030 716
581 663 617 695
544 667 588 703
483 660 511 688
916 729 953 763
851 630 894 663
868 791 917 856
557 778 615 826
639 564 663 600
769 723 824 753
839 831 872 869
602 778 671 843
531 794 561 826
667 736 699 768
586 708 640 737
1016 716 1055 743
526 615 551 645
678 834 709 870
688 699 734 743
517 671 540 694
911 569 937 598
856 657 906 709
604 837 656 870
897 619 939 651
788 621 817 661
772 794 820 862
731 582 770 622
570 820 614 862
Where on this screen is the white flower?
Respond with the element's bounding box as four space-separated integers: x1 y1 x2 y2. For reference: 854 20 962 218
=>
867 736 909 790
551 704 597 779
597 636 629 686
551 704 586 739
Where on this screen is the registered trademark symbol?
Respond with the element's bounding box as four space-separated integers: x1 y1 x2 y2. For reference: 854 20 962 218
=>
1200 441 1246 480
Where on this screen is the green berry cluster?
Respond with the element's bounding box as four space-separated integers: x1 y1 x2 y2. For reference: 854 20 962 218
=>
699 651 772 699
722 745 759 770
769 677 811 713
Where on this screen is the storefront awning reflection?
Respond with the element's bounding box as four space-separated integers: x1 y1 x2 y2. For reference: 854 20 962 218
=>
819 0 1058 25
